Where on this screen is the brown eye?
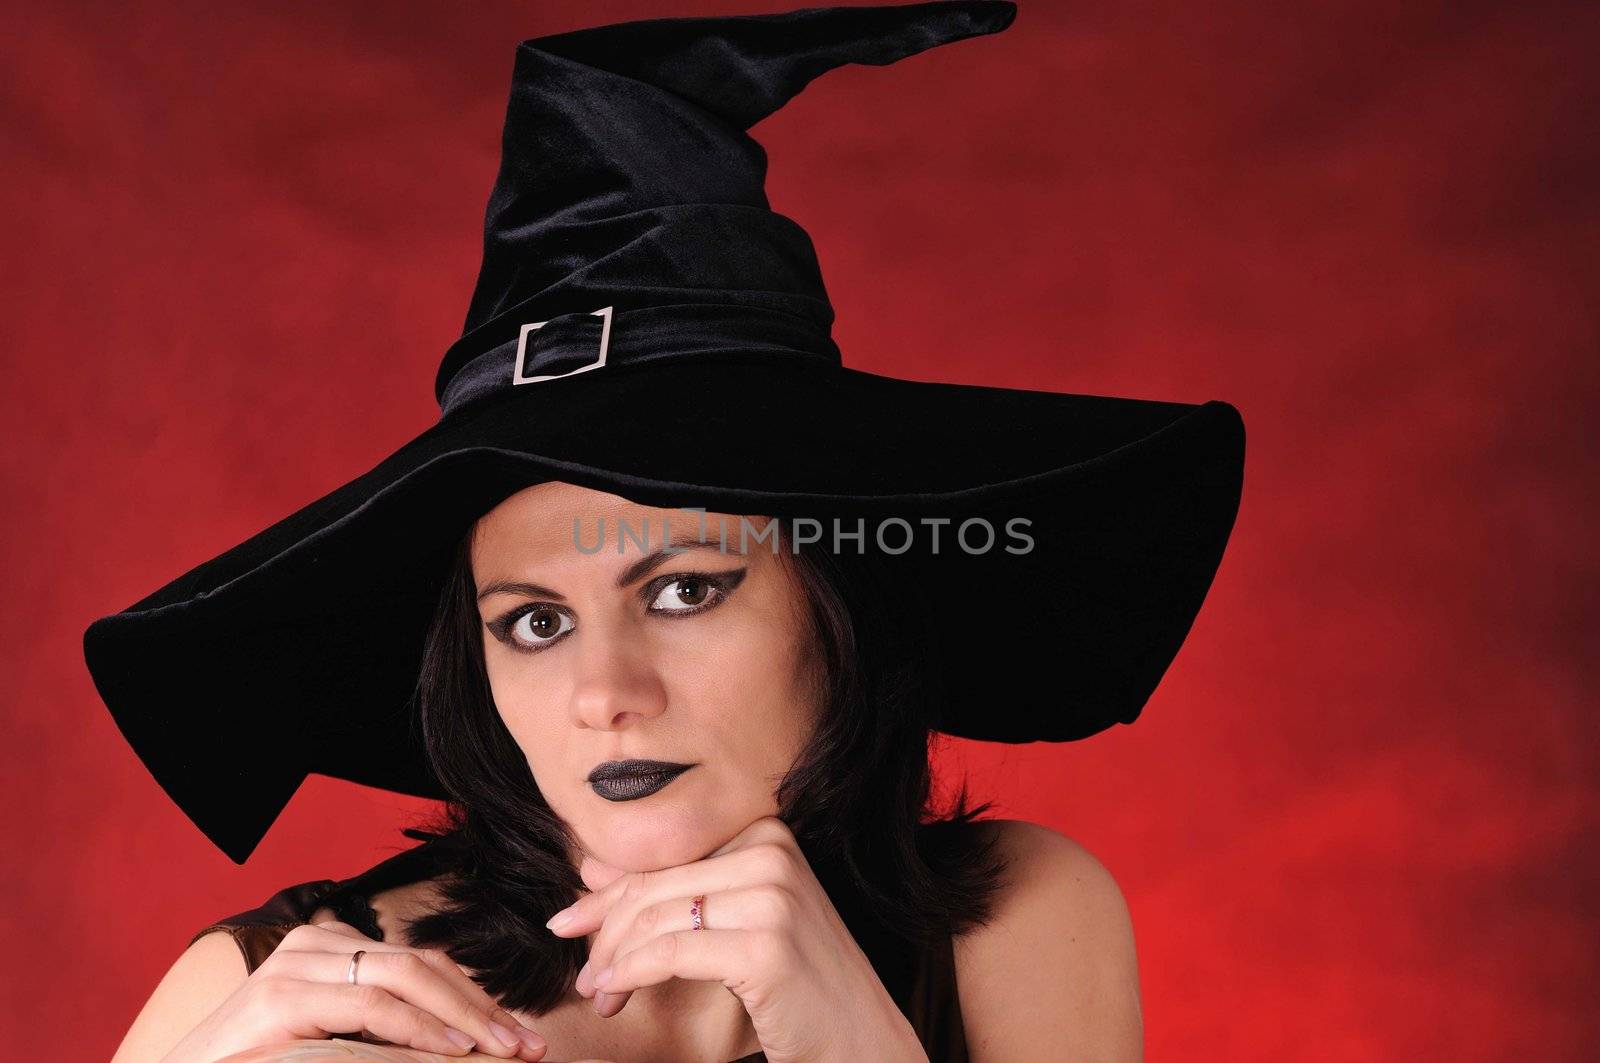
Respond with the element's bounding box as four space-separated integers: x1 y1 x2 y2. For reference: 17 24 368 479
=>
511 605 572 645
648 575 725 613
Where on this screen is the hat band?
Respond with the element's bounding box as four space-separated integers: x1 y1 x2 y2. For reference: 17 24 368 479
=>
436 302 841 420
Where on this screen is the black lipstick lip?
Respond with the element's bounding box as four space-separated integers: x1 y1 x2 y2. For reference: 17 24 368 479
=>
588 761 693 802
587 758 694 784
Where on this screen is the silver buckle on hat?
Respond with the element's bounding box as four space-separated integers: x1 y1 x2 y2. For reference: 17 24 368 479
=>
512 305 614 385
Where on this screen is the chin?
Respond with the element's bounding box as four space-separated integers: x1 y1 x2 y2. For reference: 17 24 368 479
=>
582 795 732 871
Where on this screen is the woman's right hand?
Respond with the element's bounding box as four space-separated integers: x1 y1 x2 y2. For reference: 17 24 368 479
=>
158 920 548 1063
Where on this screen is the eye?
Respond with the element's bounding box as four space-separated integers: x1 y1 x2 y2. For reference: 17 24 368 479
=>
486 568 747 655
493 604 574 653
646 569 746 615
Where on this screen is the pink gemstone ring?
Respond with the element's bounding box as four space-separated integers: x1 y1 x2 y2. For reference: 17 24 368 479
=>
690 894 705 931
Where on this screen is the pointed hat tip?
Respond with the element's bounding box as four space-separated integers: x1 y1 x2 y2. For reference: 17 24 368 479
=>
973 0 1019 32
510 0 1024 136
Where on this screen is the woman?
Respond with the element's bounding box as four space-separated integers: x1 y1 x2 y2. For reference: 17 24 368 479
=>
89 4 1244 1062
127 491 1142 1063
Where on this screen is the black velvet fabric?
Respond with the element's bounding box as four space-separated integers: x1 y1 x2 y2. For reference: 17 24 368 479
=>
435 2 1018 419
81 2 1247 865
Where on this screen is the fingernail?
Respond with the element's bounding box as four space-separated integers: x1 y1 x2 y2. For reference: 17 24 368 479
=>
545 909 573 930
517 1025 547 1051
489 1021 521 1049
444 1027 476 1050
593 965 614 989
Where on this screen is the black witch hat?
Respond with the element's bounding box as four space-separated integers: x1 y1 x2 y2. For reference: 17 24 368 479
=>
83 1 1245 864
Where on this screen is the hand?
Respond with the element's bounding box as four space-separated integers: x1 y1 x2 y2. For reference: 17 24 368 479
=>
545 817 928 1063
209 1039 617 1063
209 1037 535 1061
159 920 548 1063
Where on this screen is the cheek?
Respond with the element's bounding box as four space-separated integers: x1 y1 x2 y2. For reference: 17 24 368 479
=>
483 654 564 751
694 628 818 748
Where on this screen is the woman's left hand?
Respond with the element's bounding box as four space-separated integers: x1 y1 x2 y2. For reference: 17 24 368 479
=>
544 816 928 1063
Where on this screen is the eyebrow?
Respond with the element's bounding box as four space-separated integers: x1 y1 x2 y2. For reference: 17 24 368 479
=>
475 533 742 604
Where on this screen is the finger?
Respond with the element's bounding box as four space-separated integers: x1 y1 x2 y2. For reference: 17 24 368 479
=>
585 883 787 1004
264 975 489 1057
562 840 788 984
267 947 545 1060
545 866 647 938
550 843 774 942
575 888 724 998
412 949 548 1060
282 924 546 1058
590 928 760 1006
569 880 737 1017
549 820 792 938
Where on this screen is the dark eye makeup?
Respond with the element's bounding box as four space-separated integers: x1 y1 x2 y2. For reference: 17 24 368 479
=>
484 567 748 654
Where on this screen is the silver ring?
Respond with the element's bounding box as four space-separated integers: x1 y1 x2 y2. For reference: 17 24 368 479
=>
347 950 366 985
690 895 705 931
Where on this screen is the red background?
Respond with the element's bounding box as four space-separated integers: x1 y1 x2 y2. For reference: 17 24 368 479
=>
5 1 1596 1058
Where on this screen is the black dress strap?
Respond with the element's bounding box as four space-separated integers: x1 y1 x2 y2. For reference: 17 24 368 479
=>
310 831 461 943
905 927 969 1062
188 831 462 972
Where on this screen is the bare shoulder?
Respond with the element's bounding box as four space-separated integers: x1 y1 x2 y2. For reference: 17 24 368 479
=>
952 819 1142 1063
110 927 251 1063
113 860 463 1063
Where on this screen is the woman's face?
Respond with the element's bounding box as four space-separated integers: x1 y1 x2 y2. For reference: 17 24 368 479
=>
471 481 823 875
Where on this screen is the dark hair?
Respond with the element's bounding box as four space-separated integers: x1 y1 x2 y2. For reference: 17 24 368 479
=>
397 510 1010 1014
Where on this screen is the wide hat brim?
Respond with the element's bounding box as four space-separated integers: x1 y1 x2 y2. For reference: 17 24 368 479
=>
83 353 1244 863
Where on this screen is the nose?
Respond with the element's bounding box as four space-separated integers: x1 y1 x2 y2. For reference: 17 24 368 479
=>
567 616 668 731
